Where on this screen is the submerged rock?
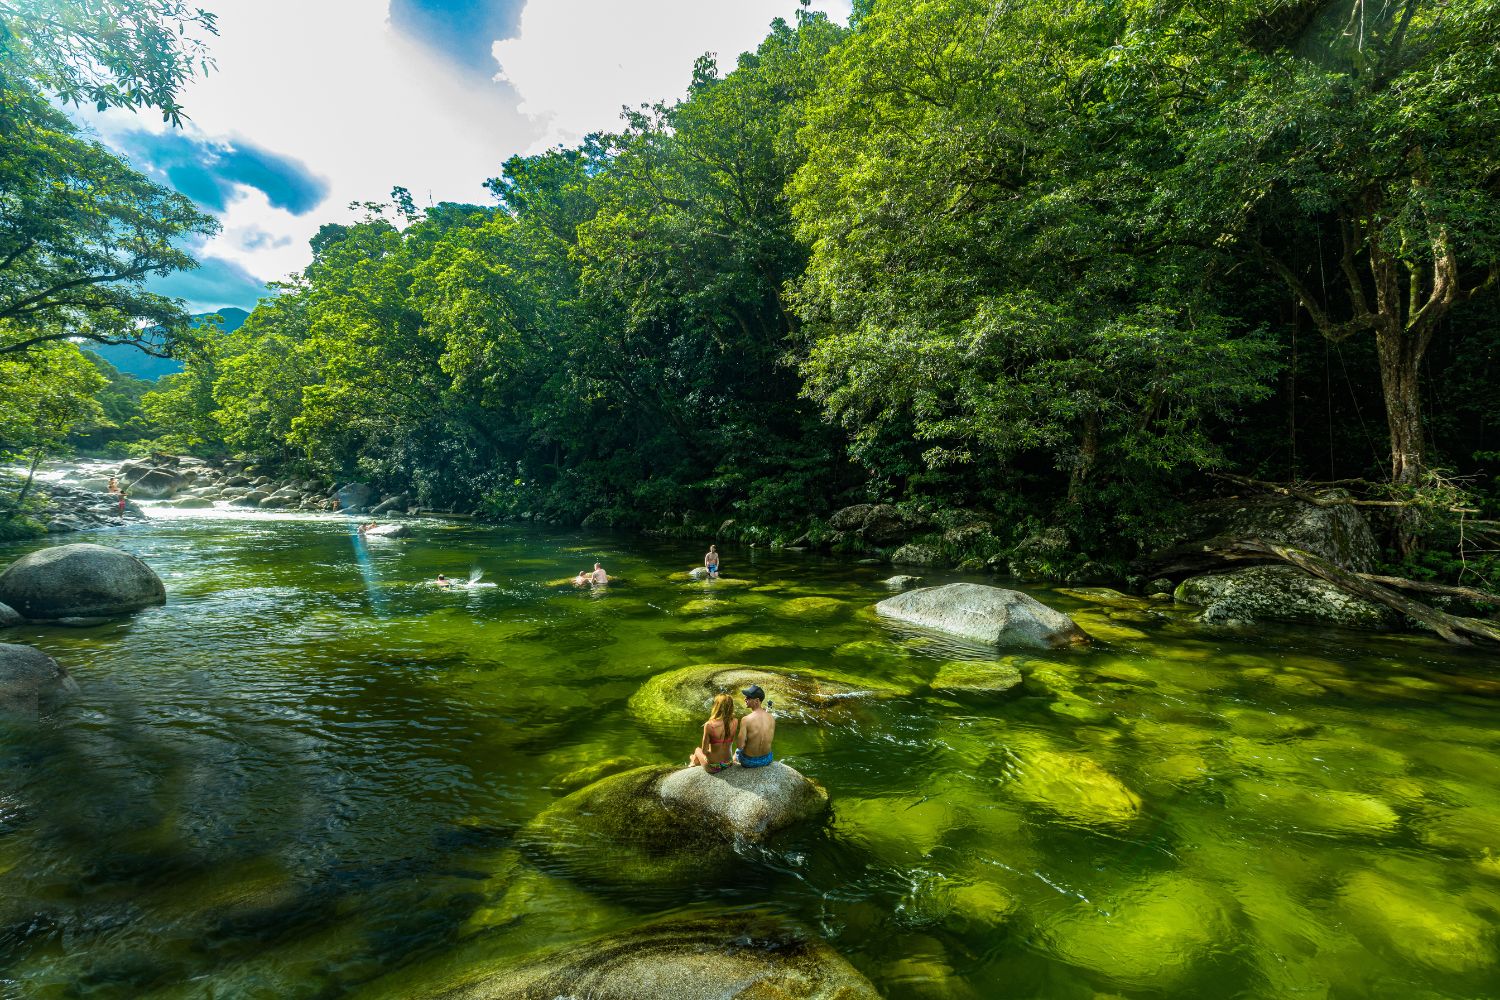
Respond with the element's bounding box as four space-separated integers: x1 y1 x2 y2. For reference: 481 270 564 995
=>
1229 779 1399 838
877 583 1089 648
1006 749 1141 829
929 660 1023 697
0 543 165 620
0 643 77 714
772 596 847 621
657 762 829 841
1175 564 1401 630
629 663 907 730
1339 869 1494 974
837 795 958 862
1042 874 1234 989
395 910 881 1000
1418 804 1500 857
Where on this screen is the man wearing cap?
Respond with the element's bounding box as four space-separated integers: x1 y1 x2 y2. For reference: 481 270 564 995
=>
734 684 776 767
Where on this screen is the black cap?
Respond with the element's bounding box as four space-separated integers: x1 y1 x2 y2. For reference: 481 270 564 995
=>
741 684 766 701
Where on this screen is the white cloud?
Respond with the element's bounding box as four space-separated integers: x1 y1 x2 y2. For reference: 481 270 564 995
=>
84 0 851 309
495 0 852 149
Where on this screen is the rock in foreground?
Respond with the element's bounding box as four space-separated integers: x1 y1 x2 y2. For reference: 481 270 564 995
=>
876 583 1089 648
398 911 880 1000
658 761 829 841
518 763 828 888
0 644 77 714
0 543 165 620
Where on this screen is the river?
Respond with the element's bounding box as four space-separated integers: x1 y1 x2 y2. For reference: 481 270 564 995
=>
1 506 1497 998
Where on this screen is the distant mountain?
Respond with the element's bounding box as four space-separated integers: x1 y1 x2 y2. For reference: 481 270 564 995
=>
86 307 251 381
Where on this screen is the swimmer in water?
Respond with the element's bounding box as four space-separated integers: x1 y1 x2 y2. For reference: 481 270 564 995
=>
573 570 590 586
590 562 609 585
435 573 451 587
357 521 376 535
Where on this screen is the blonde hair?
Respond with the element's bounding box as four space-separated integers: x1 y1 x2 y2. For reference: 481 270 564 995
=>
708 693 736 739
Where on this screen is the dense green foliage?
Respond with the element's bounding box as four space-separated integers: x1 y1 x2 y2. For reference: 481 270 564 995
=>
135 2 1498 573
0 0 217 360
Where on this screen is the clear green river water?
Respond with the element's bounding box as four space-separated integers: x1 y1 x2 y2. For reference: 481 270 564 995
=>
2 508 1499 999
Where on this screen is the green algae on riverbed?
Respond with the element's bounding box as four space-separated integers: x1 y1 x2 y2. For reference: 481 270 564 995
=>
1 510 1499 998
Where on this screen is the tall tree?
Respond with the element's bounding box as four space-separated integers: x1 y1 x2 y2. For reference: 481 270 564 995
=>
1146 0 1500 490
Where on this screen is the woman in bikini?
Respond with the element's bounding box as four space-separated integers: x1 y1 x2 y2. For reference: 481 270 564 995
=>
688 693 738 774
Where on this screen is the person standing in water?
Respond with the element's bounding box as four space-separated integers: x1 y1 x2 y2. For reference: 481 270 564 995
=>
688 693 738 774
734 684 776 768
704 544 720 579
590 563 609 585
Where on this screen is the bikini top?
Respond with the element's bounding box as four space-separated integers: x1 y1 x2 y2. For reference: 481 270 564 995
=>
707 718 736 745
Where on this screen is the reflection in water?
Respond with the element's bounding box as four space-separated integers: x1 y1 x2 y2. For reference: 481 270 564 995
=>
0 507 1497 998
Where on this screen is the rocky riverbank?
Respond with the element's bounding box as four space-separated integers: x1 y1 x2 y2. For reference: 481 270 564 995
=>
11 456 432 534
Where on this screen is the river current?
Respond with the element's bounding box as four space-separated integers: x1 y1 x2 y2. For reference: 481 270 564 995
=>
1 507 1498 998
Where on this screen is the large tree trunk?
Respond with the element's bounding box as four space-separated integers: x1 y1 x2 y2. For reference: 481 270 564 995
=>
1374 325 1422 488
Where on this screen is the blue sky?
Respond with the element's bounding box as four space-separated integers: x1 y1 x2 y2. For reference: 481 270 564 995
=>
83 0 851 315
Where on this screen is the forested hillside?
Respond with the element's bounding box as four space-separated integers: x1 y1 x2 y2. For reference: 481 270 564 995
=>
11 0 1498 579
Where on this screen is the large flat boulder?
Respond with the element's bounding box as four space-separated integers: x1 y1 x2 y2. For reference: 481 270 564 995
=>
1175 564 1401 630
0 543 165 620
0 643 77 714
876 582 1089 648
658 761 829 841
362 523 411 538
629 664 909 731
517 763 828 889
386 911 881 1000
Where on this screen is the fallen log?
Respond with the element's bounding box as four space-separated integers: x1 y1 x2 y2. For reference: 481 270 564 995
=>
1228 539 1500 646
1355 574 1500 607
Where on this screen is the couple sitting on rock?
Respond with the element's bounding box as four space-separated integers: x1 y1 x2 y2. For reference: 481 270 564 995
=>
689 685 775 774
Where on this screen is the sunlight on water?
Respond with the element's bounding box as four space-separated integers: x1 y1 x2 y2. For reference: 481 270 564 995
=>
1 510 1498 998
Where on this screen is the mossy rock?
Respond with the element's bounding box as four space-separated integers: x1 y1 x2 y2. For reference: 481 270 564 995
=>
1339 869 1495 974
837 796 958 863
677 598 734 616
664 614 754 636
1070 614 1149 643
516 765 726 888
900 875 1019 936
1042 873 1234 989
1048 693 1113 724
1229 779 1399 838
1005 749 1142 829
1141 752 1211 788
518 765 716 886
928 660 1023 698
771 596 848 622
1055 587 1153 611
629 663 909 731
1418 804 1500 857
1129 719 1219 749
550 755 641 795
717 632 798 658
381 910 881 1000
1219 707 1318 739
